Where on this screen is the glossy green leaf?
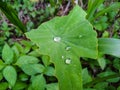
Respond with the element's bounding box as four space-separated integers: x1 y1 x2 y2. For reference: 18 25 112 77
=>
20 64 45 75
2 43 14 64
16 55 39 66
3 66 17 87
98 38 120 58
31 74 46 90
26 5 98 90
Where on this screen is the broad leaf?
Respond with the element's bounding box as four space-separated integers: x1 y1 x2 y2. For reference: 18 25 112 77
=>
31 74 46 90
26 5 98 90
3 66 17 87
2 43 14 64
98 38 120 58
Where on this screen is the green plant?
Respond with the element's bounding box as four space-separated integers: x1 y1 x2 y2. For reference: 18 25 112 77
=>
1 0 120 90
26 5 120 90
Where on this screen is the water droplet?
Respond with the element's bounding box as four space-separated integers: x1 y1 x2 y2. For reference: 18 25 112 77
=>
62 56 64 59
65 58 71 64
66 47 71 51
79 35 82 38
54 37 61 42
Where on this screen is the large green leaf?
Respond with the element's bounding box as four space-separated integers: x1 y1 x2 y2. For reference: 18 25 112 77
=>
26 5 98 90
3 66 17 87
98 38 120 58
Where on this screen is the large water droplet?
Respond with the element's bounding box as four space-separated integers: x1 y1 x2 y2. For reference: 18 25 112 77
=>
54 37 61 42
79 35 82 38
66 47 71 51
65 58 71 64
62 56 64 59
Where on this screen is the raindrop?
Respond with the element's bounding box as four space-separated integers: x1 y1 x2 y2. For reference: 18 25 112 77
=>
66 47 71 51
65 58 71 64
62 56 64 59
79 35 82 38
54 37 61 42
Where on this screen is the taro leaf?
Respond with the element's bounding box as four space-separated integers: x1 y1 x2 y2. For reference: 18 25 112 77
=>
26 5 98 90
2 43 14 64
3 66 17 87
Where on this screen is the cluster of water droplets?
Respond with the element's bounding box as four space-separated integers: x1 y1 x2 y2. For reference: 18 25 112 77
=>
53 34 83 65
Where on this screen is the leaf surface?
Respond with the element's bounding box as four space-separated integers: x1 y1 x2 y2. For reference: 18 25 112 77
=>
3 66 17 87
98 38 120 58
2 43 14 64
26 5 98 90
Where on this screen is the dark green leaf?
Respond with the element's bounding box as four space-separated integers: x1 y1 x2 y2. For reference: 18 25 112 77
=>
0 82 8 90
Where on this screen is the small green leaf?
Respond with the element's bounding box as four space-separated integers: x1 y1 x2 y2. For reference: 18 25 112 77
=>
94 82 108 90
31 74 46 90
21 64 45 75
3 66 17 87
26 5 98 90
82 68 92 84
12 82 27 90
46 83 59 90
113 58 120 70
19 73 29 81
0 72 3 81
0 82 8 90
2 43 14 64
97 57 106 70
42 55 51 67
44 66 55 76
16 55 39 66
0 60 5 70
